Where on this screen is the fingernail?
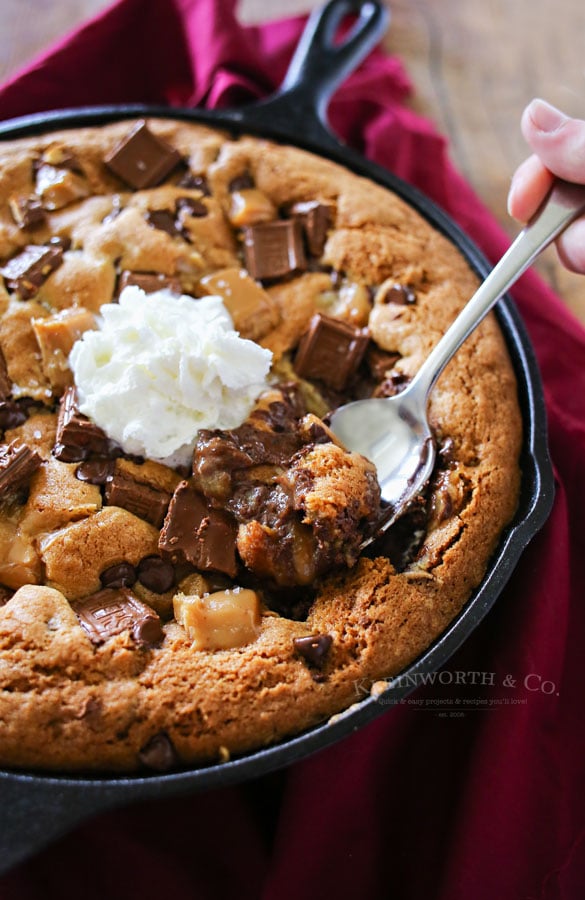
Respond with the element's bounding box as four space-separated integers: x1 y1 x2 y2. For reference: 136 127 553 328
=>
528 98 567 133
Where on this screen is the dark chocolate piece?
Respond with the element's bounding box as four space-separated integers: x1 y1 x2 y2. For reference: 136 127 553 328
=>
0 347 11 401
379 282 416 305
0 441 42 500
75 458 115 485
176 196 208 218
145 209 183 238
105 471 171 529
159 481 238 577
72 588 163 647
8 194 48 230
366 346 401 382
177 172 211 195
138 732 179 772
290 201 332 257
0 400 28 432
104 120 182 190
118 270 182 295
100 562 137 589
229 172 254 192
137 556 175 594
53 386 110 462
294 633 333 668
0 243 63 299
294 314 369 391
242 220 307 281
47 235 72 252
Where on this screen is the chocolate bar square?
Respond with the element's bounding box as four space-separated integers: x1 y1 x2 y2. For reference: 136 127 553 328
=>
243 220 307 281
72 588 163 647
294 314 369 391
0 244 63 300
105 121 182 190
0 441 42 500
159 481 238 577
105 471 171 529
54 386 111 462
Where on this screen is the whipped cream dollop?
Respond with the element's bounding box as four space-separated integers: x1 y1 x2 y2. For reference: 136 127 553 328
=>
69 286 273 467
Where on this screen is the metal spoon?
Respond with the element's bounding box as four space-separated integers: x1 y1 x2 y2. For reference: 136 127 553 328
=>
329 179 585 542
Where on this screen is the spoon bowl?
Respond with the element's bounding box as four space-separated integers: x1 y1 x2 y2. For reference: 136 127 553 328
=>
329 178 585 540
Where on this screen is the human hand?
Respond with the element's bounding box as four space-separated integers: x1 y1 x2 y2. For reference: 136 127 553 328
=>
507 98 585 274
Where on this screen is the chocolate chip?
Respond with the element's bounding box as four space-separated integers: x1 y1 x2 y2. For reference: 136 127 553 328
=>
0 441 42 501
0 348 12 402
53 386 110 462
294 314 369 391
104 120 182 190
137 556 175 594
365 346 401 382
379 282 416 305
8 194 48 230
138 732 179 772
72 588 163 647
145 209 183 238
229 172 254 192
0 244 63 300
294 633 333 668
100 562 137 589
242 220 307 281
290 201 332 257
159 481 238 577
118 270 182 295
178 172 211 195
75 458 115 485
105 471 171 528
175 196 208 218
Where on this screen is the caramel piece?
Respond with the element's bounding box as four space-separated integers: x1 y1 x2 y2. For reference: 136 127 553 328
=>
35 164 89 210
173 586 260 650
32 307 96 391
0 516 41 590
229 188 276 227
200 267 281 341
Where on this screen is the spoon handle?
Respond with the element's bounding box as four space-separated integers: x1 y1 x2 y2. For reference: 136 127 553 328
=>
410 179 585 398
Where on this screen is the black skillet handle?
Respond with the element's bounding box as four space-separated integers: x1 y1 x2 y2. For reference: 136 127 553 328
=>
226 0 390 150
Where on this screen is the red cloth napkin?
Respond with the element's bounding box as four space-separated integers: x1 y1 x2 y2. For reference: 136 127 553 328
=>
1 1 585 897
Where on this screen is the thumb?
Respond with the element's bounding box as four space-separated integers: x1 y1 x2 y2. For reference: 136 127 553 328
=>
521 99 585 184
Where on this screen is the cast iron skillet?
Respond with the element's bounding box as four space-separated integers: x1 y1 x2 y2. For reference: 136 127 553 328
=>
0 0 554 873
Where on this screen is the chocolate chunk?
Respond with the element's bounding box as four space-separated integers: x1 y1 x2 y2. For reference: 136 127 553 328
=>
137 556 175 594
100 562 137 589
290 201 332 257
243 220 307 281
53 386 110 462
8 194 48 230
145 209 183 238
105 471 171 528
0 347 11 401
118 270 182 295
366 346 401 382
138 732 179 772
374 372 410 398
0 441 42 500
159 481 238 577
47 234 72 252
178 172 211 195
0 244 63 299
176 196 208 218
104 120 182 190
294 633 333 668
0 400 28 432
75 458 115 485
72 588 163 647
294 314 369 391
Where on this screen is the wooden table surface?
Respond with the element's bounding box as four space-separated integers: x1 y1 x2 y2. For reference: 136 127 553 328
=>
2 0 584 323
